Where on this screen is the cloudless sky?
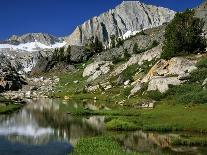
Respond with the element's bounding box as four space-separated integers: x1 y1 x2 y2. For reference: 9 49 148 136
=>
0 0 204 40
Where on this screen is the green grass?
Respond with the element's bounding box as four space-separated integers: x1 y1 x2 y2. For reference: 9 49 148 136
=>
51 69 87 98
65 104 141 116
71 136 146 155
106 118 138 131
103 103 207 132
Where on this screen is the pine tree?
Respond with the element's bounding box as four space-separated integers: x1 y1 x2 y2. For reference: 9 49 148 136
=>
110 35 116 48
133 43 140 54
161 9 206 59
66 45 71 62
94 36 103 53
59 47 65 62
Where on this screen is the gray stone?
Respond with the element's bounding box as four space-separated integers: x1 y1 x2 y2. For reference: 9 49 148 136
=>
83 61 112 82
147 76 182 93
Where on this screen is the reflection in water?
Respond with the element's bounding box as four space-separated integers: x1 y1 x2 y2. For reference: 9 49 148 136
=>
1 98 207 155
0 98 105 155
118 131 207 155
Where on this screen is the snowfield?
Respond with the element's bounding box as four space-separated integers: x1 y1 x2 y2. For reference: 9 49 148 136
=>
0 41 67 52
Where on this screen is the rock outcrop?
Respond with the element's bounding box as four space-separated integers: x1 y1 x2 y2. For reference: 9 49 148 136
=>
83 61 113 82
195 0 207 36
0 55 26 93
66 1 175 46
130 57 198 95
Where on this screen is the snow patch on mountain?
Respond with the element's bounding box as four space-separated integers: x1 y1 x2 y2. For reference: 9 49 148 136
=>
0 41 66 52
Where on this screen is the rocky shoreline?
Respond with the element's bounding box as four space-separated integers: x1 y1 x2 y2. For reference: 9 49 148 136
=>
2 76 60 102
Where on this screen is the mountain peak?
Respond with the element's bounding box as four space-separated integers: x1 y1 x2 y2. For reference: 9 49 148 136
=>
8 33 61 46
66 0 176 46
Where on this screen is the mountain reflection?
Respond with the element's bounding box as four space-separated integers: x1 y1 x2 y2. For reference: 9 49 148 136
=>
0 98 105 145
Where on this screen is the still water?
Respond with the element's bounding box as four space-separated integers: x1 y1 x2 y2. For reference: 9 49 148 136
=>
0 98 207 155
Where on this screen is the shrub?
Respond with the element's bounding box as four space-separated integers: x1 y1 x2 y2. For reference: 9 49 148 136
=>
133 43 141 54
146 90 165 101
166 84 203 96
188 68 207 84
178 91 207 104
121 64 138 81
196 58 207 69
116 38 124 48
161 9 206 59
123 49 130 60
110 35 116 48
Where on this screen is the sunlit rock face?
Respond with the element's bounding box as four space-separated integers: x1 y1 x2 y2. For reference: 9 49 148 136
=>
66 1 175 46
195 0 207 35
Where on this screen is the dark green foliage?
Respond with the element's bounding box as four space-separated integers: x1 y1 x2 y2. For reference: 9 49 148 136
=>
188 68 207 84
112 49 130 64
51 46 72 63
123 49 130 60
139 30 147 35
66 45 71 62
121 86 132 97
161 9 206 59
166 84 203 97
58 47 65 62
121 64 138 81
85 36 103 53
151 40 159 48
133 43 140 54
94 36 103 53
161 83 207 104
110 35 116 48
188 58 207 84
196 58 207 68
178 91 207 104
140 59 157 74
52 48 58 61
110 35 124 48
146 91 166 101
116 38 124 48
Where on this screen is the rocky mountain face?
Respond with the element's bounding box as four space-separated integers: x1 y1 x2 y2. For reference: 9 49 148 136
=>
66 1 176 46
0 33 66 74
195 0 207 36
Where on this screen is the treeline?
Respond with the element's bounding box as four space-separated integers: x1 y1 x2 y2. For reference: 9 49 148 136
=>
52 45 71 62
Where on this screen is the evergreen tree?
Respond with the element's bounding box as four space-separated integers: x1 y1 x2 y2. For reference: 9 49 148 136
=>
110 35 116 48
161 9 206 59
94 36 103 53
116 38 124 48
59 47 65 62
133 43 140 54
66 45 71 62
52 49 58 61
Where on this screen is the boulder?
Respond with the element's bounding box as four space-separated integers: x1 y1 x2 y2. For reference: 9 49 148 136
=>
147 76 182 93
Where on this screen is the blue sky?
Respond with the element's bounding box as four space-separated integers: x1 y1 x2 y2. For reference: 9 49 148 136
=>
0 0 204 40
